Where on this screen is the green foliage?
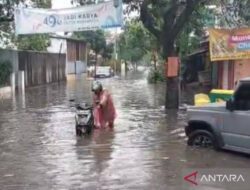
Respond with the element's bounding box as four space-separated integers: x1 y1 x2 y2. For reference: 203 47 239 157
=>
0 0 51 49
118 20 157 65
73 30 113 60
34 0 51 8
72 0 99 6
123 0 250 59
103 43 114 60
15 34 51 51
0 0 51 21
0 60 12 87
147 68 164 84
176 5 209 57
215 0 250 27
108 59 121 73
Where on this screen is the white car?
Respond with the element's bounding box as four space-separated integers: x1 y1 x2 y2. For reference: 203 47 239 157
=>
95 66 112 78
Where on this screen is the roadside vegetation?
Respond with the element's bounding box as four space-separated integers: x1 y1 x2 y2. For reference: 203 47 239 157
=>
0 60 12 87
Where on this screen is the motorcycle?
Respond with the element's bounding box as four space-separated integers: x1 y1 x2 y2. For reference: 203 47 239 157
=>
75 103 94 136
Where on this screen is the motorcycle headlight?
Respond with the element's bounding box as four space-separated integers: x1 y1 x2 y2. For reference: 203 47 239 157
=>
78 117 88 125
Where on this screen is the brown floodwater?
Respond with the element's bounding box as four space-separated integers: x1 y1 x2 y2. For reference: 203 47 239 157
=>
0 70 249 190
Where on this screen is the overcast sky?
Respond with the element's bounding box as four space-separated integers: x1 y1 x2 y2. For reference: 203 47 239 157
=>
52 0 73 9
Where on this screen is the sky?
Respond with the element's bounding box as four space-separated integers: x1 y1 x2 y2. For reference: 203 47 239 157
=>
52 0 73 9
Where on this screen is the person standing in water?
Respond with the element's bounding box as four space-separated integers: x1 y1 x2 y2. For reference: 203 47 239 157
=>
92 81 116 129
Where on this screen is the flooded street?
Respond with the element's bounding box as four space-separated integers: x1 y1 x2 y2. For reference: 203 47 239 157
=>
0 71 249 190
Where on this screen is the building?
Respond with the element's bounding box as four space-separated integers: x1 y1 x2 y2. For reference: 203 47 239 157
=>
183 38 211 85
215 59 250 90
186 38 250 90
48 35 88 75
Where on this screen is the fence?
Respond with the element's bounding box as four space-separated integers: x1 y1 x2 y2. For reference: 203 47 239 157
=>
0 49 66 87
0 50 17 87
19 51 66 86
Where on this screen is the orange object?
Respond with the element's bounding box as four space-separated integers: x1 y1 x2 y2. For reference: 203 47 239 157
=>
167 57 179 77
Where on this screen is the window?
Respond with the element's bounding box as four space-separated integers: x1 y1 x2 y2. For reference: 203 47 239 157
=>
234 83 250 110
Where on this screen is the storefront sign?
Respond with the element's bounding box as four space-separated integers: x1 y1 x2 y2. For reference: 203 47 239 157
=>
209 28 250 61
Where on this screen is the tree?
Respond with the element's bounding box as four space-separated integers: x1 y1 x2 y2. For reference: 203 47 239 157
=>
218 0 250 27
122 0 206 108
123 0 250 109
176 4 213 57
73 30 110 61
15 34 51 51
103 43 114 60
118 20 157 68
0 0 52 50
72 0 104 6
0 0 51 22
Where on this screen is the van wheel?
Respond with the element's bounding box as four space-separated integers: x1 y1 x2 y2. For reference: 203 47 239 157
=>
187 130 215 148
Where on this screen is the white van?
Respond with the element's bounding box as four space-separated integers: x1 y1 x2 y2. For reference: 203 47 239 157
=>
95 66 112 78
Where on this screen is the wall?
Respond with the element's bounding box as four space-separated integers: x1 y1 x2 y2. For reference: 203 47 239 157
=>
18 51 66 87
0 49 19 72
234 59 250 87
67 40 87 62
47 38 67 54
68 61 87 74
0 86 12 97
0 49 19 87
67 40 87 74
217 61 234 90
211 62 218 88
222 61 229 89
0 49 66 88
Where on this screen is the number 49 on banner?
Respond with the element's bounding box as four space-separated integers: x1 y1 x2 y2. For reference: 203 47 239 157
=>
166 57 179 77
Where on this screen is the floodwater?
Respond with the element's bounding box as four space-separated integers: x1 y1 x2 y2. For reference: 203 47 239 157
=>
0 70 249 190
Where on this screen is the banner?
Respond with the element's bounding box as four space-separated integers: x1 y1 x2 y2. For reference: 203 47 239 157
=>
15 0 123 35
209 28 250 61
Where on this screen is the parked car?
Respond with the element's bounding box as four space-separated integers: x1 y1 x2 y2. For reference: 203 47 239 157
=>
95 66 112 78
87 66 113 78
185 78 250 154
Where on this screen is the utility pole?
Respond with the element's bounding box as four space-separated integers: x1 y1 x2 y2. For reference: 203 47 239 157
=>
94 36 97 80
113 0 120 75
114 28 118 75
58 42 63 82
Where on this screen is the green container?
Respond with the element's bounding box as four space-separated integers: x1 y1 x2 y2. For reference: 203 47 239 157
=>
209 89 234 103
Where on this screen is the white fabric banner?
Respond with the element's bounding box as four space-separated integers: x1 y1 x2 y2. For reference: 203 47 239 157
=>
15 0 123 35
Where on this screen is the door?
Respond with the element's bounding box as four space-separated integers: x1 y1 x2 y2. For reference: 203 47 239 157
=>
222 110 250 149
222 83 250 149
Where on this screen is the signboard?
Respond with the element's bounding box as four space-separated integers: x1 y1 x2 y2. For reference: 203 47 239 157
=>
209 28 250 61
167 57 179 77
15 0 123 35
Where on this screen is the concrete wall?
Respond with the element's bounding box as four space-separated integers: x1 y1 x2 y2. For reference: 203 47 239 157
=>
222 61 229 89
47 38 67 54
67 61 87 74
234 59 250 86
216 60 250 90
0 86 12 96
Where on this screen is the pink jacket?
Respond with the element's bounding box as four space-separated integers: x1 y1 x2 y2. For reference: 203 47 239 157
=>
93 90 116 128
